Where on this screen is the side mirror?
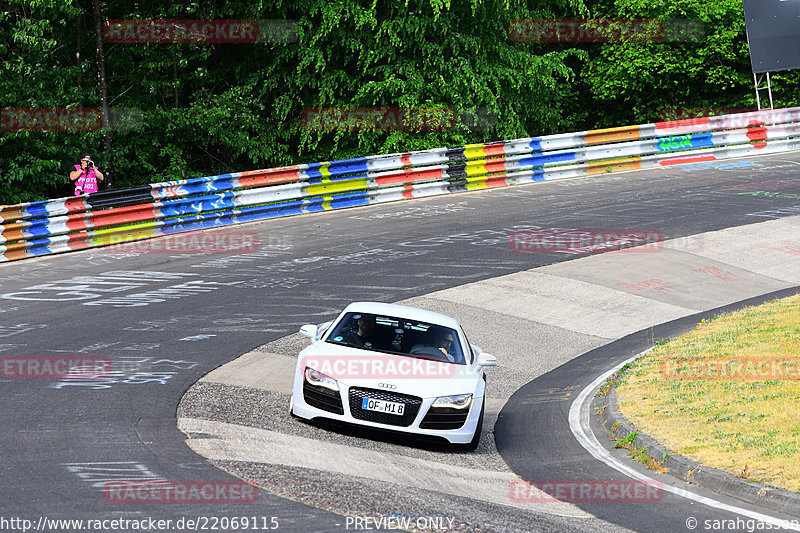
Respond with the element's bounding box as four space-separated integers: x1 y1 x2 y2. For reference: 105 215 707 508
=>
318 321 333 337
470 344 483 356
299 324 318 340
476 353 497 368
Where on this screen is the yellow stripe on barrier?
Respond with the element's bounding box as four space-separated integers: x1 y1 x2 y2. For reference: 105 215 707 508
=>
463 174 511 191
463 146 488 160
90 223 159 246
306 178 368 196
465 180 490 191
318 163 332 178
465 162 488 177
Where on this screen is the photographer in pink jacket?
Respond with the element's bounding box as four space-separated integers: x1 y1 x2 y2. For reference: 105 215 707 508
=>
69 153 105 195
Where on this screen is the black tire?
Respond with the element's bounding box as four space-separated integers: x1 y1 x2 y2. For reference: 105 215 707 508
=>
455 397 484 452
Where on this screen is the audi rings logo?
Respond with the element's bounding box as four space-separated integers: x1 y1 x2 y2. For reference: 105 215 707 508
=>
377 382 397 390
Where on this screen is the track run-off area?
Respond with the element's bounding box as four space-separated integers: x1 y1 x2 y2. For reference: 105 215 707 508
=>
3 152 800 532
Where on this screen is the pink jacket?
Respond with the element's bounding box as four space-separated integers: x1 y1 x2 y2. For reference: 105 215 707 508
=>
73 164 100 195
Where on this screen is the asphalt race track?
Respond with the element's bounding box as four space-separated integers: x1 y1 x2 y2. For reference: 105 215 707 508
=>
3 152 800 532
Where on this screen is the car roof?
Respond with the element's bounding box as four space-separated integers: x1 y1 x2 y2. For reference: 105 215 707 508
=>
342 301 461 329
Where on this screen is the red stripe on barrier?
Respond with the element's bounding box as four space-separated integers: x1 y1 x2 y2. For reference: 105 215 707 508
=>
659 155 717 166
89 203 160 228
375 167 445 186
484 176 511 188
238 170 302 188
0 198 91 224
402 185 414 198
485 160 509 173
66 232 93 251
483 144 507 157
65 198 91 214
66 215 91 233
746 122 768 148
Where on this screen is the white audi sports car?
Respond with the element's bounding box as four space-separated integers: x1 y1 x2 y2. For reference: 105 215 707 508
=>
290 302 496 450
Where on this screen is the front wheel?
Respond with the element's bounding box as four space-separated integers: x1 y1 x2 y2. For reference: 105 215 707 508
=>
455 397 484 452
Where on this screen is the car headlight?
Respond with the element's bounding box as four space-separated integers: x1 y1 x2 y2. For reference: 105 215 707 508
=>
432 393 472 409
304 366 339 391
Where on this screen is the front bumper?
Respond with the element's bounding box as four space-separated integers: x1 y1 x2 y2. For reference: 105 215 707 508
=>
291 382 482 444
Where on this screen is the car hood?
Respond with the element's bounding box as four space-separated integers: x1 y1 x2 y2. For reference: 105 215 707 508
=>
299 341 481 398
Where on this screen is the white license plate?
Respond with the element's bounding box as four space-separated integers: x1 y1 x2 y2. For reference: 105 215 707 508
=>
361 397 405 416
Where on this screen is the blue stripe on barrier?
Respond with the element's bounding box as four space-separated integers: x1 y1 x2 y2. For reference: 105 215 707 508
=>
328 159 370 175
304 167 327 179
207 176 236 191
26 237 54 256
330 196 370 209
518 151 577 167
27 223 54 238
302 191 370 212
160 211 221 228
26 202 54 218
159 192 237 217
160 214 231 234
236 201 305 220
656 133 714 152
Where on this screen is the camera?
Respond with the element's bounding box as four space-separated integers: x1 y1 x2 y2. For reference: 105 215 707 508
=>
87 160 94 168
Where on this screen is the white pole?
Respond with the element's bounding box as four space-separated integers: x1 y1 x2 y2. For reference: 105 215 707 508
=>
754 73 761 110
767 72 774 110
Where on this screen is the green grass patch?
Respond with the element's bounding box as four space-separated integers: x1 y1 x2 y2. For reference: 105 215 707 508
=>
615 294 800 492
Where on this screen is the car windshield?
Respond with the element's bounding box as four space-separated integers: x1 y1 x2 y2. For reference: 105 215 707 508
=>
325 312 466 365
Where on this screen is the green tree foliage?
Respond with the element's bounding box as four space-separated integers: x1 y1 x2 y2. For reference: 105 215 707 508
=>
578 0 800 126
1 0 588 203
1 0 797 204
1 1 85 202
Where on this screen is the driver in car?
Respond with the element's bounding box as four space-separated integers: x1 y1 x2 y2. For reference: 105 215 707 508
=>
410 327 456 363
339 314 378 349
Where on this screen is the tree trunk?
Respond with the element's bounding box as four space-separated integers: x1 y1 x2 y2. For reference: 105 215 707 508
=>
76 9 82 107
92 0 112 188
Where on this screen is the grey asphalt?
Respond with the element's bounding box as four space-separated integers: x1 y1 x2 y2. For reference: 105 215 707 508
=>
181 211 800 532
2 152 800 532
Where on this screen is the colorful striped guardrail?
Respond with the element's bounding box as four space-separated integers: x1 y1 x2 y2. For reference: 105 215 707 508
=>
3 107 800 262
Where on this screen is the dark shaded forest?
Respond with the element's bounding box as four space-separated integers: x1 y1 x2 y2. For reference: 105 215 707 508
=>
2 0 798 203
